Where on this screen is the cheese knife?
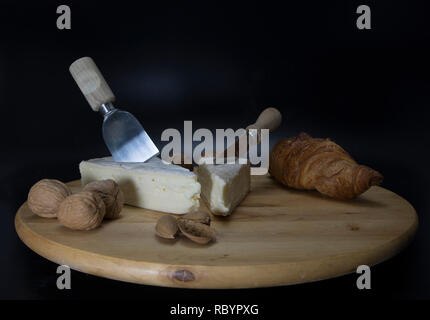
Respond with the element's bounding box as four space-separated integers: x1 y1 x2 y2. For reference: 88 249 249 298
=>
69 57 159 162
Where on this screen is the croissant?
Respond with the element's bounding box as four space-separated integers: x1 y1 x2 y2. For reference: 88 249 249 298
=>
269 133 383 199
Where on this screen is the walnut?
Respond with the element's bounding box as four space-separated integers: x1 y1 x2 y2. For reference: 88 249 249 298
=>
57 191 105 230
83 179 124 219
27 179 72 218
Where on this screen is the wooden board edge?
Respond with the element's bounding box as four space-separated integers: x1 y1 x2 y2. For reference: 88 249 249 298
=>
14 202 418 289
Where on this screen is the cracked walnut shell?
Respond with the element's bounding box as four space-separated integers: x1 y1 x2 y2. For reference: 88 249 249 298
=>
155 215 179 239
57 191 106 230
177 218 216 244
182 211 211 225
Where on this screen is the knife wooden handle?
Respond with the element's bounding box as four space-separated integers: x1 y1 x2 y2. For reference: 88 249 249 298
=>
69 57 115 112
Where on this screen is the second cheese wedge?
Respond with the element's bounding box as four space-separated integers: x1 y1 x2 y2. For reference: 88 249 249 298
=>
197 160 250 216
80 157 201 214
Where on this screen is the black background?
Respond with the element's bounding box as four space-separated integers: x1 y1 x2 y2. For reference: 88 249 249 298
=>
0 0 429 307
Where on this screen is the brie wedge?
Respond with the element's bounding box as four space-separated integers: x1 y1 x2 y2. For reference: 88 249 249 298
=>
79 157 201 214
196 160 250 216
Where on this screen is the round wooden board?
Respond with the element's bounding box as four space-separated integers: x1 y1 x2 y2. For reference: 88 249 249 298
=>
15 176 418 289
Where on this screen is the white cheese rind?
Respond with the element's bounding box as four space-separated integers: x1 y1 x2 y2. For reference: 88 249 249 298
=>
79 157 201 214
197 162 250 216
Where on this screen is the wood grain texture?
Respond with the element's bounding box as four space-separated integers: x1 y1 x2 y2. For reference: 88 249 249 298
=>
15 175 418 289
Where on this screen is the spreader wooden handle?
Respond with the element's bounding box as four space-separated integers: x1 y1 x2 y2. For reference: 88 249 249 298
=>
69 57 115 112
220 107 283 159
246 107 282 132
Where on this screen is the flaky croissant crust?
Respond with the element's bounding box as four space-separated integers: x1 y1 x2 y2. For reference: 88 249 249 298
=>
269 133 383 199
